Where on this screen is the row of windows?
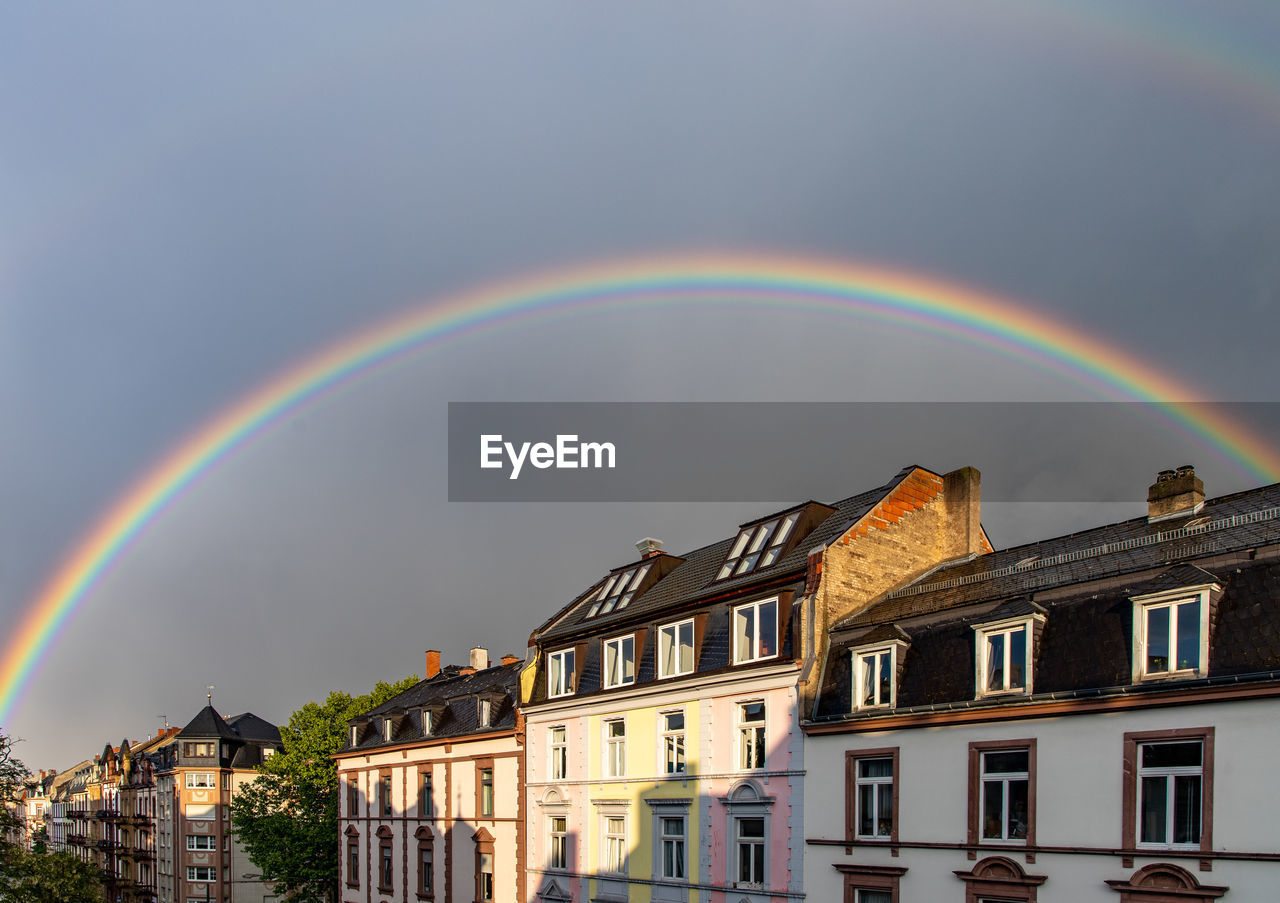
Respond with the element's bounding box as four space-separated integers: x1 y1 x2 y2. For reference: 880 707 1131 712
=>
548 597 781 699
347 832 491 900
851 587 1214 712
847 729 1210 852
546 702 765 781
345 765 493 819
353 698 494 747
541 810 766 888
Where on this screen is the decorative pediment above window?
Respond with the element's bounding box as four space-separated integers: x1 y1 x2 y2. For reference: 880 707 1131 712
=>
414 825 433 840
375 825 393 839
1105 863 1227 900
537 877 573 903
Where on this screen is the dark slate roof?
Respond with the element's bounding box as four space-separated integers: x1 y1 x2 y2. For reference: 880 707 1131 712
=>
813 481 1280 722
225 713 282 744
344 661 522 753
536 466 927 643
176 706 241 741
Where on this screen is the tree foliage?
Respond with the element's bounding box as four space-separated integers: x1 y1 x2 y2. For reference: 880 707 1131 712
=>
0 848 103 903
230 676 418 903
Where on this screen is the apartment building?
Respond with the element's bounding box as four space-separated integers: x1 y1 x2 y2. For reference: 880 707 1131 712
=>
336 649 524 903
520 466 988 903
804 466 1280 901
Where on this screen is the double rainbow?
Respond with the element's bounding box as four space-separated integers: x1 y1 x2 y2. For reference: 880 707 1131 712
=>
2 254 1276 727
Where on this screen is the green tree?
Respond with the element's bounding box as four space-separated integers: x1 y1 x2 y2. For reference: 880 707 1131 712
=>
1 848 102 903
230 676 418 903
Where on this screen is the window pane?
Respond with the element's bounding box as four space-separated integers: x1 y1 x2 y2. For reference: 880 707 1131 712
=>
859 757 892 779
759 601 777 657
982 780 1005 839
860 655 875 707
856 892 892 903
858 785 875 836
1176 599 1201 670
1146 605 1170 672
1007 778 1028 839
1142 741 1201 768
986 632 1005 691
665 712 684 731
876 784 893 836
1009 627 1026 689
735 608 755 660
679 622 694 672
659 627 675 675
1173 775 1202 844
622 636 634 682
983 750 1028 773
1141 775 1168 844
739 817 764 838
878 651 893 703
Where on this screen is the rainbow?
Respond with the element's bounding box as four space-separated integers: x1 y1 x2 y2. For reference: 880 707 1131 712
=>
2 253 1277 728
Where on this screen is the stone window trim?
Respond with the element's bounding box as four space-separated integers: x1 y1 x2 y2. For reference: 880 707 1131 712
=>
415 825 435 900
476 759 495 820
1130 584 1218 684
716 780 775 892
645 797 693 884
953 855 1047 903
1104 863 1228 901
376 825 394 893
1122 727 1215 854
966 739 1037 856
473 827 495 903
343 826 360 888
835 864 907 903
844 747 899 846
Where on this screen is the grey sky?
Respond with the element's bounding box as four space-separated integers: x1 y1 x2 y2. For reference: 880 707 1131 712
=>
3 1 1280 768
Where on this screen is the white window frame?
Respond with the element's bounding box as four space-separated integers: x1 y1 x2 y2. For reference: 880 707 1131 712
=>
1136 739 1204 849
184 773 214 789
602 635 636 689
549 726 568 782
732 597 779 664
659 814 686 880
604 718 627 778
973 615 1039 698
734 815 766 888
185 835 216 851
1131 585 1215 683
852 756 894 840
659 710 686 775
657 619 696 679
850 642 903 710
602 814 627 874
548 815 568 870
736 700 766 771
479 698 491 727
979 748 1030 844
547 648 576 698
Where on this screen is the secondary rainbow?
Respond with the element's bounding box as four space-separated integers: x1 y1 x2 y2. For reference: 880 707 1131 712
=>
2 253 1276 727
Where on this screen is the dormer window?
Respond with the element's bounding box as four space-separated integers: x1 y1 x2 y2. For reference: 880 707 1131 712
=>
422 711 432 735
479 699 492 728
1131 584 1216 682
548 649 576 698
851 642 905 710
586 564 651 618
602 635 636 689
350 725 359 747
973 607 1044 698
718 513 798 580
382 719 394 743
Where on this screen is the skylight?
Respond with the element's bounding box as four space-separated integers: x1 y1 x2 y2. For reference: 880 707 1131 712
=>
717 512 798 580
586 563 651 618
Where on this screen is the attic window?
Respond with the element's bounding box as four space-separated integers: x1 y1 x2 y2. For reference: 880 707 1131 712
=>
382 719 393 742
586 564 651 618
422 711 432 735
717 513 798 580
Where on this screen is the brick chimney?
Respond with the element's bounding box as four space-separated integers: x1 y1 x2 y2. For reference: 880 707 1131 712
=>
425 650 441 680
500 653 520 666
636 537 664 558
1148 465 1204 522
470 646 489 671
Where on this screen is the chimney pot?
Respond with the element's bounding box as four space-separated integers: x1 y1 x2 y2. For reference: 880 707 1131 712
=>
469 646 489 671
501 654 520 666
1148 465 1204 522
459 667 476 676
425 650 441 680
636 537 664 558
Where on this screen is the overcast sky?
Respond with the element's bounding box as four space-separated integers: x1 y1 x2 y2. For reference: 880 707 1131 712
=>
4 1 1280 769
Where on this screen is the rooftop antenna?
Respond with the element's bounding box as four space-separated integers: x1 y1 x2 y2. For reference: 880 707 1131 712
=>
206 684 215 706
